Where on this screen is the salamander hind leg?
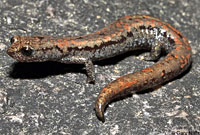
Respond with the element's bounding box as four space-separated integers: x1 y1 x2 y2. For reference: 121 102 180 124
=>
141 41 163 61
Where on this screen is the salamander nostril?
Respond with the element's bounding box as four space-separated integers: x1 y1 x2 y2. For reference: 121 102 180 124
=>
20 46 33 56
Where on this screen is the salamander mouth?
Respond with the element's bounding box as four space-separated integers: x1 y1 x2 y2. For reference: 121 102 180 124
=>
7 50 36 62
7 47 15 57
7 46 40 62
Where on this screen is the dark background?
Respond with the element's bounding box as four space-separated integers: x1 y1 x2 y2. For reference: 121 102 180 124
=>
0 0 199 134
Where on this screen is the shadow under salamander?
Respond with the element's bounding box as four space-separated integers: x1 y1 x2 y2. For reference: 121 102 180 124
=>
8 61 85 79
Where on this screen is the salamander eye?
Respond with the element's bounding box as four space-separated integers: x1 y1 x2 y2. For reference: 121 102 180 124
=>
10 36 18 44
20 46 33 56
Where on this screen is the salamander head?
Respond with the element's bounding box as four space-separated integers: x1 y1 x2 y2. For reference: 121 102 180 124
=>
7 35 63 62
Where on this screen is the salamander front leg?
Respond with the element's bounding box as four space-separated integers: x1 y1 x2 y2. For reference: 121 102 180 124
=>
60 56 95 83
84 59 95 83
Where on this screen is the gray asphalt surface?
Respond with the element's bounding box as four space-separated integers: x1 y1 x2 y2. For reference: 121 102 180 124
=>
0 0 199 134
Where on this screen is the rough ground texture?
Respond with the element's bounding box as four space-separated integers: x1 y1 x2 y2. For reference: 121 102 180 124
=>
0 0 199 134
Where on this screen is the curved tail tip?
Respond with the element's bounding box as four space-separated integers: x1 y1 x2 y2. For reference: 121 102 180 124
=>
96 110 105 123
95 104 105 122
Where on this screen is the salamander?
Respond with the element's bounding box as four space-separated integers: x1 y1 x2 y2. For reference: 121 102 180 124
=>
7 15 192 122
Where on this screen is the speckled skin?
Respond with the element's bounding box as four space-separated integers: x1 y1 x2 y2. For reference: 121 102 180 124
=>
7 15 192 122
